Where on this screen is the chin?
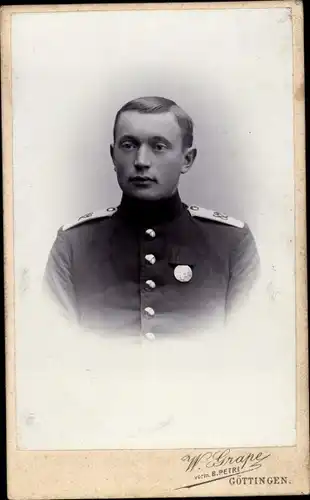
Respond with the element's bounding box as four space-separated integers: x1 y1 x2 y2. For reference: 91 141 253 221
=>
125 187 165 201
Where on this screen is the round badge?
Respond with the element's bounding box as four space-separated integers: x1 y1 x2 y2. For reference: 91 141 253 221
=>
174 265 193 283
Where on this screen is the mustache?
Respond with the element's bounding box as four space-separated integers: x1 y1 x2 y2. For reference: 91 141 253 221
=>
129 175 157 182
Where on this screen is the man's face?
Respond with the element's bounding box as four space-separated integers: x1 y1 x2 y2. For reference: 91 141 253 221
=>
111 111 195 201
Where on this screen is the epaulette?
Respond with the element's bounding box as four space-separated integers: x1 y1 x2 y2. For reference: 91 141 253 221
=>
62 206 118 231
188 205 244 229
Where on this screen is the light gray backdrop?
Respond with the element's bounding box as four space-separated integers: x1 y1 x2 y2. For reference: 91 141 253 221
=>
11 6 296 450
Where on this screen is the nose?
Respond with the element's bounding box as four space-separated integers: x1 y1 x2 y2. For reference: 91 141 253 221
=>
134 145 151 169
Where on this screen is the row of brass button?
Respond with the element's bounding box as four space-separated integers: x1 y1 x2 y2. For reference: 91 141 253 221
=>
144 229 156 340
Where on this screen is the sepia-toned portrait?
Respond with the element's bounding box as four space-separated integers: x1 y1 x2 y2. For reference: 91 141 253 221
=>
43 94 260 336
2 1 308 498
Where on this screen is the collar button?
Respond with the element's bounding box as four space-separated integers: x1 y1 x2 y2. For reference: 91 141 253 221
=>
145 228 156 238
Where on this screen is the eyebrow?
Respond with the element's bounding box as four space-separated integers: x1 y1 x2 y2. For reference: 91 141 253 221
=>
118 135 139 143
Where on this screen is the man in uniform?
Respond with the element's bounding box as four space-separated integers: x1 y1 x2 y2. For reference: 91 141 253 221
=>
43 96 260 339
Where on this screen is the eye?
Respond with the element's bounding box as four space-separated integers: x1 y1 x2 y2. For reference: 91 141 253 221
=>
120 141 136 150
153 143 167 152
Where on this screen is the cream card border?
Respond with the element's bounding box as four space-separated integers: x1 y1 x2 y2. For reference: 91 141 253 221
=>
1 1 308 498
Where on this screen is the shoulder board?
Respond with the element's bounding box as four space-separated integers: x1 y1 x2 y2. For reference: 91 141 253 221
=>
62 206 118 231
188 205 244 229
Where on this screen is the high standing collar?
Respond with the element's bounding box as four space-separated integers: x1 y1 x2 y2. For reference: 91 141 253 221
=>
116 191 185 226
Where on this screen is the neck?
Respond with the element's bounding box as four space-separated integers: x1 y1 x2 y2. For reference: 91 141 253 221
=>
117 191 184 226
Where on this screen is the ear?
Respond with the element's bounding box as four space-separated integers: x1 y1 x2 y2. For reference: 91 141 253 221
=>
181 148 197 174
110 144 114 160
110 144 118 171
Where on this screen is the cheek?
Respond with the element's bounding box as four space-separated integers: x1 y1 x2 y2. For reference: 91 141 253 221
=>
158 159 183 183
114 165 128 187
114 153 132 174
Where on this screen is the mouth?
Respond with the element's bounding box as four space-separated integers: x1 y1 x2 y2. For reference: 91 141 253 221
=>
129 176 157 186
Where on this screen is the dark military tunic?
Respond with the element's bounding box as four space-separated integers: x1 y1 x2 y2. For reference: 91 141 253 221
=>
43 192 260 338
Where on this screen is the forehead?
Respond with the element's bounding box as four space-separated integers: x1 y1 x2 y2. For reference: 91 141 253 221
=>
115 110 183 142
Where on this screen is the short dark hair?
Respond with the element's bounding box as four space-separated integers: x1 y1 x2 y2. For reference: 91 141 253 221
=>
113 96 194 149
